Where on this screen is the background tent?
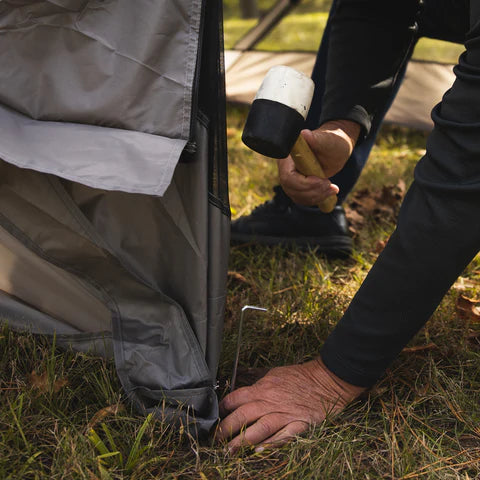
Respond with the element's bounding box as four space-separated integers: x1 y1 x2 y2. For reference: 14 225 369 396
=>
0 0 229 436
224 0 460 132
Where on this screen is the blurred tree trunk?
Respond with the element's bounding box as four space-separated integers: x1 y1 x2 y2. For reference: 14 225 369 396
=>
239 0 259 18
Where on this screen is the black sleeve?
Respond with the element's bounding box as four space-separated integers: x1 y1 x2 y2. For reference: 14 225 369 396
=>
319 0 421 137
320 2 480 387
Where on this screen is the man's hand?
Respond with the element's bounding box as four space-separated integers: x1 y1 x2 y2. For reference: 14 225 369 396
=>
278 120 361 206
216 358 366 453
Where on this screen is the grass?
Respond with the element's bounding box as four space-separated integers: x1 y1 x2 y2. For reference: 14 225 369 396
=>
224 11 465 64
1 105 480 479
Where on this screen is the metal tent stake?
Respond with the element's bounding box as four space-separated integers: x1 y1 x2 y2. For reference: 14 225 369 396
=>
230 305 267 392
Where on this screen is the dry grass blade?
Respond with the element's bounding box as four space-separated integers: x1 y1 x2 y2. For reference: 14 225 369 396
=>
402 343 438 354
399 453 480 479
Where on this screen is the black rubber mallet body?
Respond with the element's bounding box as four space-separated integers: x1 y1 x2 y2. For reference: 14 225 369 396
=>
242 65 337 213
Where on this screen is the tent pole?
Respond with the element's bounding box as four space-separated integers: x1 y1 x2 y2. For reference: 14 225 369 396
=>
233 0 302 51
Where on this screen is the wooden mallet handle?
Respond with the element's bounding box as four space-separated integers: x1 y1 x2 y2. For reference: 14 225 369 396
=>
290 134 337 213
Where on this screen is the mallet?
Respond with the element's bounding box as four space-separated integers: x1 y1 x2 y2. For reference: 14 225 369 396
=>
242 65 337 213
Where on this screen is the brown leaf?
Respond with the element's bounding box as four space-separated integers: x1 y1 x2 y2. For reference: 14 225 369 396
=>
346 181 407 231
53 378 68 392
379 185 400 208
402 342 437 353
227 271 259 295
352 189 378 212
456 294 480 322
87 404 126 430
344 207 365 233
227 271 249 284
29 371 68 393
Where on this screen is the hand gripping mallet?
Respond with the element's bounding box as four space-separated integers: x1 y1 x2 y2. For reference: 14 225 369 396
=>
242 65 337 213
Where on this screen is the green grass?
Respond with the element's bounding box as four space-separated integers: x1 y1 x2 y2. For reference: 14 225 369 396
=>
2 105 480 479
222 0 333 21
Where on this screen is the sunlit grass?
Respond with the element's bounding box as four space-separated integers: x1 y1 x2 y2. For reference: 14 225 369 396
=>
224 11 464 65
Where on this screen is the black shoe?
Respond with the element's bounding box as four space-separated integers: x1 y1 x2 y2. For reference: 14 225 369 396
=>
231 186 352 256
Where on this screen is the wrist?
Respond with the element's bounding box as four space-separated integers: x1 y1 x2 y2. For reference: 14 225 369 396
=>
313 357 366 401
318 120 361 151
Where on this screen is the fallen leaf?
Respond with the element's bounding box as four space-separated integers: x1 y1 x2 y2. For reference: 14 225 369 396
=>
351 189 378 212
29 371 68 393
227 271 259 294
87 404 126 430
456 294 480 322
346 181 407 232
344 207 365 234
227 271 249 284
379 186 400 208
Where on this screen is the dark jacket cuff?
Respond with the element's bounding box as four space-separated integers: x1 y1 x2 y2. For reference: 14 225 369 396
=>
319 104 371 142
320 336 381 388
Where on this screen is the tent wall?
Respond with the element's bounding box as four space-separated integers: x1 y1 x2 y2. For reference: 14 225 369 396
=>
225 50 456 132
0 0 203 196
0 0 229 436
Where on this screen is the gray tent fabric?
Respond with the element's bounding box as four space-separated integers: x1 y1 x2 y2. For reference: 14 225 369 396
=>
225 49 456 131
0 0 230 435
0 0 202 196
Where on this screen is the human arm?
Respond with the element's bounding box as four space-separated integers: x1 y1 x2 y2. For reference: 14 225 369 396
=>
217 0 480 453
279 0 422 205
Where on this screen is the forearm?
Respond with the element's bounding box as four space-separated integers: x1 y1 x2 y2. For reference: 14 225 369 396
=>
321 176 480 386
320 0 421 137
320 20 480 385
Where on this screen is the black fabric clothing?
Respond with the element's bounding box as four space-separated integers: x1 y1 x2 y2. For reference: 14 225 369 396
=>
319 0 469 139
319 0 480 387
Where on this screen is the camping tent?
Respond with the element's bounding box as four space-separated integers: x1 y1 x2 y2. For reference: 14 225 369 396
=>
0 0 229 436
225 0 457 132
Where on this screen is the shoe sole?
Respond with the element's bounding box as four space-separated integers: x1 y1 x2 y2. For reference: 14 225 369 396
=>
230 233 353 256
